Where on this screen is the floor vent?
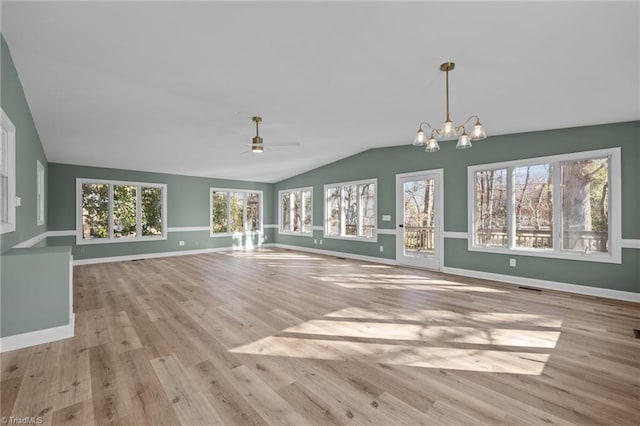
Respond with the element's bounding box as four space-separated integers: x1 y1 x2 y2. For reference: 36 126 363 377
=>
634 329 640 339
518 286 542 292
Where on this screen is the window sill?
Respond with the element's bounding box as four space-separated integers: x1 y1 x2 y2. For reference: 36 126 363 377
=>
468 244 622 264
278 231 313 237
210 231 262 238
76 235 167 245
323 234 378 243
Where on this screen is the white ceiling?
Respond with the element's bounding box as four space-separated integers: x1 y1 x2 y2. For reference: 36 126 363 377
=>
2 1 639 183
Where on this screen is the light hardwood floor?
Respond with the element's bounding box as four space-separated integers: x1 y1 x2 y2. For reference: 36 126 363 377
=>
1 248 639 425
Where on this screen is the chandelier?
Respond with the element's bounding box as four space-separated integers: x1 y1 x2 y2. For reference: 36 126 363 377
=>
413 62 487 152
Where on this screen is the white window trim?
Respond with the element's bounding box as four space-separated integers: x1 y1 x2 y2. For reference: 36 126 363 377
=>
1 109 17 234
76 178 168 245
209 187 264 238
467 148 622 264
323 177 378 243
278 186 313 237
36 160 45 226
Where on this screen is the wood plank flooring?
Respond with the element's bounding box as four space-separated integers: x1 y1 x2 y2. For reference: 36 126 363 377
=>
1 248 639 425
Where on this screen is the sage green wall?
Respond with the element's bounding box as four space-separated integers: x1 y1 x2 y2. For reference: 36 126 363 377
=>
1 246 71 337
275 121 639 293
0 35 48 252
47 163 275 259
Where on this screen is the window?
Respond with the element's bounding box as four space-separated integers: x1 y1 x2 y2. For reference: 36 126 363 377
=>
37 160 45 226
1 109 16 234
324 179 377 241
469 148 621 263
210 188 263 236
279 187 313 235
76 178 166 244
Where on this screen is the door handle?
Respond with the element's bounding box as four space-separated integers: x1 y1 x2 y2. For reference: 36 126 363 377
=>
398 224 404 228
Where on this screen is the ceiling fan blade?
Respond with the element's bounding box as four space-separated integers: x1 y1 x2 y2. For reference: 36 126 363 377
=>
268 141 301 147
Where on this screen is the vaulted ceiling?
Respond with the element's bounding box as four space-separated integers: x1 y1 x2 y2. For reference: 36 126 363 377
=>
2 1 638 182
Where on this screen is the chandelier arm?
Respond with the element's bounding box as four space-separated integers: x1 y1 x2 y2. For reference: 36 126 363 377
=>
418 121 437 132
461 115 481 128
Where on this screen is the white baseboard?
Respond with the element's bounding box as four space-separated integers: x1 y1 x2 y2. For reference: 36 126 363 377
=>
73 243 276 266
442 266 639 303
0 314 75 353
273 243 397 266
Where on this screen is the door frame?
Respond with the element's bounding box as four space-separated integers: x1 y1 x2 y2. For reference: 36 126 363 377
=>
395 169 444 271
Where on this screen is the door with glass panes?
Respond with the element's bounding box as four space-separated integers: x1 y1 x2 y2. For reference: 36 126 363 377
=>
396 170 443 270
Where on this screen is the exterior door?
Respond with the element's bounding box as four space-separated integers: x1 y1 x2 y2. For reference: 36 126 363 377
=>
396 170 443 270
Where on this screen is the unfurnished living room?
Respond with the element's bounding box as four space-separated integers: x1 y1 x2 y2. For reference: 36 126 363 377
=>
0 1 638 425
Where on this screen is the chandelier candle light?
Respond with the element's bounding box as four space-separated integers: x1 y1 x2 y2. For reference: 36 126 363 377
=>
413 62 487 152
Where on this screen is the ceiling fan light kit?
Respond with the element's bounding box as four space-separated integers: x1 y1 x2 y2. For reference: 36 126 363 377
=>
251 116 264 153
413 62 487 152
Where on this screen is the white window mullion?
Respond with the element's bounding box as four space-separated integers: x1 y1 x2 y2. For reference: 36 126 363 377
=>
226 191 231 233
340 186 345 237
507 167 515 249
301 191 306 234
136 185 142 239
552 161 562 251
242 192 247 233
357 184 363 238
324 189 329 234
108 184 114 240
289 192 294 232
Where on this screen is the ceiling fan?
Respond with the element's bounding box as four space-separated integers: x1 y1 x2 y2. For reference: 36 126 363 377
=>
247 116 299 153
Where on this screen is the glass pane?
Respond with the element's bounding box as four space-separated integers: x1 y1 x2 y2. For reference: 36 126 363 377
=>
37 164 45 224
359 183 376 238
343 185 357 236
303 190 312 233
1 129 7 223
514 164 553 249
246 192 260 232
561 157 609 253
141 187 163 236
82 183 109 239
326 187 341 235
1 129 7 174
1 175 8 223
113 185 137 238
403 179 434 256
230 192 245 232
212 192 228 233
293 191 302 232
475 169 507 247
281 192 290 232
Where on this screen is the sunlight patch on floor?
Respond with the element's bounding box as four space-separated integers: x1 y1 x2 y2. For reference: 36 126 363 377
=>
325 307 563 328
225 253 325 261
308 272 509 293
316 282 507 293
230 336 550 375
231 306 562 375
282 320 560 348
